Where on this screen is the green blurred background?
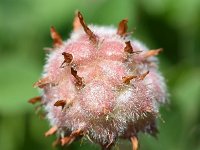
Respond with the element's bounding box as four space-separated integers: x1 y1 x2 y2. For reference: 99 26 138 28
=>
0 0 200 150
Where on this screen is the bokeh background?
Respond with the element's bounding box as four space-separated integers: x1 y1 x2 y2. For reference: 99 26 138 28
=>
0 0 200 150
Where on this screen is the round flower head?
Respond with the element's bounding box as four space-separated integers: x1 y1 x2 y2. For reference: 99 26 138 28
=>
29 11 167 150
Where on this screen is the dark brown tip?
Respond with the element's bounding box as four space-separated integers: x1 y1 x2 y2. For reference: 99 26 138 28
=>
45 126 58 137
130 136 139 150
28 96 42 104
117 19 128 36
124 41 133 53
54 100 66 109
60 52 73 68
77 11 97 43
122 75 137 84
50 26 63 47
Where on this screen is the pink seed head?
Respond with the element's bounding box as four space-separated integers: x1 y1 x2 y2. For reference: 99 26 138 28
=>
30 11 168 150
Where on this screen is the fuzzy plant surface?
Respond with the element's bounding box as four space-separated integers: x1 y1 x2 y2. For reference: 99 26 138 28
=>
29 11 167 150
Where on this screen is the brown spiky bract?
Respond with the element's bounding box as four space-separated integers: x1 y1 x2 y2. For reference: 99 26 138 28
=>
30 11 167 150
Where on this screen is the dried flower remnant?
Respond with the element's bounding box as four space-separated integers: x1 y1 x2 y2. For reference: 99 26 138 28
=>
117 19 128 36
60 52 73 68
54 100 66 109
28 96 42 104
124 41 133 53
30 11 167 150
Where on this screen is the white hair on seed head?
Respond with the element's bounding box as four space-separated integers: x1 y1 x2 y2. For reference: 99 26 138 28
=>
30 11 168 150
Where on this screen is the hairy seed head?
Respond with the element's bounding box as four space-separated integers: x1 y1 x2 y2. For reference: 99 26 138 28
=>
30 11 168 150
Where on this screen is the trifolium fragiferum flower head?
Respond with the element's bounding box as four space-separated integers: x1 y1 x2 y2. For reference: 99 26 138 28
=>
29 11 168 150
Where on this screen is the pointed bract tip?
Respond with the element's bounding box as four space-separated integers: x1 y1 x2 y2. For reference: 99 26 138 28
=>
52 138 61 147
138 71 149 80
117 18 128 36
45 126 58 137
144 48 163 58
73 10 82 31
60 129 83 146
61 136 75 146
122 75 137 84
77 11 97 43
131 136 139 150
33 77 50 88
122 71 149 84
50 26 63 47
77 11 83 20
28 96 42 104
